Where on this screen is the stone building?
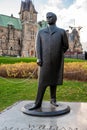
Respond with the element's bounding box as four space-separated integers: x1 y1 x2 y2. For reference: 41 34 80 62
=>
0 0 37 57
66 26 83 53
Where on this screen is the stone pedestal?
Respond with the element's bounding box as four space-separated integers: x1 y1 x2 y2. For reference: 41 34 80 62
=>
22 102 70 117
0 101 87 130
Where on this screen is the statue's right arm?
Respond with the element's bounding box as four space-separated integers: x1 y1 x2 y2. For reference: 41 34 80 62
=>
35 31 42 66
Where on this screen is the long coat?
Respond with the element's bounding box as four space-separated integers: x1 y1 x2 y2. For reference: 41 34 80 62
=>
36 25 69 87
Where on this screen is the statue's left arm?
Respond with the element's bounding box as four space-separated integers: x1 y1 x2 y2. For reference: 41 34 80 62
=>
62 30 69 53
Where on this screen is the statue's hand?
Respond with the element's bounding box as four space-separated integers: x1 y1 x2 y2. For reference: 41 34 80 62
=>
37 59 42 66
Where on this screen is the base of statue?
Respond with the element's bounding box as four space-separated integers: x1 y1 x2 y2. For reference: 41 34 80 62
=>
21 101 70 117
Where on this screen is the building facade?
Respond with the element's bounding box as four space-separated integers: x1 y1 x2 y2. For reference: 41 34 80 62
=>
0 0 37 57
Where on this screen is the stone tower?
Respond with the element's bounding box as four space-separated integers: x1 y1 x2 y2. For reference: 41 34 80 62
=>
19 0 37 57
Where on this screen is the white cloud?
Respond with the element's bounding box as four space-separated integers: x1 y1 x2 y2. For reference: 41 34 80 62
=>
48 0 62 7
36 1 60 22
36 0 87 50
0 0 20 18
64 0 87 50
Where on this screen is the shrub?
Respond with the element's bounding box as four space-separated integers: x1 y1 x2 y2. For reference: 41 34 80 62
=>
0 62 38 78
64 62 87 81
0 61 87 81
0 65 8 77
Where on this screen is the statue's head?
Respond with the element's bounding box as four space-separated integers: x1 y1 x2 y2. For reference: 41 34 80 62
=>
46 12 57 25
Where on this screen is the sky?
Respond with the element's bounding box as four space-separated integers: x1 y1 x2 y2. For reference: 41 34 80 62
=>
0 0 87 50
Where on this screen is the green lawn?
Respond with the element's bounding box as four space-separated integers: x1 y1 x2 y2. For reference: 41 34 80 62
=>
0 78 87 111
0 57 37 64
0 56 86 64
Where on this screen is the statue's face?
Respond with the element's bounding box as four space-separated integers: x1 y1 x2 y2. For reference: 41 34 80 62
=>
46 12 56 25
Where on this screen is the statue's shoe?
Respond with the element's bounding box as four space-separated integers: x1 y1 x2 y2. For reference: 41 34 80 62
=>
50 101 59 107
29 104 41 110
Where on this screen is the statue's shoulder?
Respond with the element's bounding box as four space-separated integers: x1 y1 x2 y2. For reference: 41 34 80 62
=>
39 27 47 32
57 27 65 32
57 27 66 35
38 27 48 35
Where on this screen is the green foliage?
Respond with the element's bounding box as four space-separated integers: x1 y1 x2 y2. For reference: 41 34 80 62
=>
0 78 87 111
0 56 37 64
64 58 85 62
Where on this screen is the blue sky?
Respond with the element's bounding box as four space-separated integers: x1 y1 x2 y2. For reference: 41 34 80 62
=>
0 0 76 18
62 0 75 8
35 0 75 9
0 0 87 50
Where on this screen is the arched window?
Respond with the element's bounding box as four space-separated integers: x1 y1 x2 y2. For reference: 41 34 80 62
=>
31 29 34 39
10 47 13 50
30 13 33 20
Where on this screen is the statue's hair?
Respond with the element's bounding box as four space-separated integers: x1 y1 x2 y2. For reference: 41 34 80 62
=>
46 12 57 21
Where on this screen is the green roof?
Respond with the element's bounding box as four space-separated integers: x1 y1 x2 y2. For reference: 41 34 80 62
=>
0 14 22 30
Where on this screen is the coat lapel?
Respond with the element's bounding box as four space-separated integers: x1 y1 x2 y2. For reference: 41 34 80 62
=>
43 27 49 34
44 26 58 35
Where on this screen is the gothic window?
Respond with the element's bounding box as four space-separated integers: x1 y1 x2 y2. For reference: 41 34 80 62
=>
0 29 3 33
8 24 14 40
0 39 1 44
8 24 14 30
30 13 33 21
18 39 22 48
18 39 21 45
30 50 34 56
2 35 6 43
10 47 13 50
30 29 34 39
25 13 28 21
0 39 2 48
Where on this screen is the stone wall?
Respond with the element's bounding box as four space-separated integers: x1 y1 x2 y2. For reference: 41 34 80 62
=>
0 26 21 56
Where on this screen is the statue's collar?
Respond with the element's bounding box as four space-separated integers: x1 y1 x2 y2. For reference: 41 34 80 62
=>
44 25 58 35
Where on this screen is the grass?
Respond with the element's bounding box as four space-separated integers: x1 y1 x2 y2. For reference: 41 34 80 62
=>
0 56 86 64
0 56 37 64
64 58 85 62
0 78 87 111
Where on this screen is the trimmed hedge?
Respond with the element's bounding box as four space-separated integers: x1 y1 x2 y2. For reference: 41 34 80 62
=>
0 62 87 81
64 62 87 81
0 62 38 78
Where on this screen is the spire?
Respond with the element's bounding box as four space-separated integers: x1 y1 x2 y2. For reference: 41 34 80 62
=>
20 0 37 13
25 0 31 2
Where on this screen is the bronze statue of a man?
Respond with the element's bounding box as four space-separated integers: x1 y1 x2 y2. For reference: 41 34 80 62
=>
30 12 69 110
